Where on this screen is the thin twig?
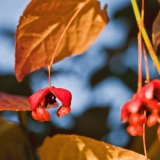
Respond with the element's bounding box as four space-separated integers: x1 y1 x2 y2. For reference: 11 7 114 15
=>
137 0 143 93
142 110 148 159
142 43 150 83
140 0 148 159
48 0 89 86
48 65 51 87
137 31 142 92
131 0 160 74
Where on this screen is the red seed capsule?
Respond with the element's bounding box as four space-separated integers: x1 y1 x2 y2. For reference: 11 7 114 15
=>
139 114 146 124
32 107 50 122
127 99 141 113
128 113 140 125
127 124 143 136
147 113 158 127
57 105 71 117
136 125 143 136
127 125 138 136
28 86 72 122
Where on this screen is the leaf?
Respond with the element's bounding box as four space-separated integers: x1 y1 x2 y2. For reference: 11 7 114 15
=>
0 92 30 111
15 0 109 81
38 134 149 160
0 117 34 160
147 139 160 160
152 10 160 52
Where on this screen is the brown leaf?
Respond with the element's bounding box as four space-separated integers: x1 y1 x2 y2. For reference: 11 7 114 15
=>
15 0 109 81
38 134 149 160
152 11 160 52
0 92 30 111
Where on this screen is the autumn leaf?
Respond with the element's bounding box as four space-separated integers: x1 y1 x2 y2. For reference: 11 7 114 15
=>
152 10 160 52
0 92 30 111
38 134 149 160
15 0 109 81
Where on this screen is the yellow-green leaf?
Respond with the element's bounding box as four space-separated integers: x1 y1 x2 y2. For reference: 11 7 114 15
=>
15 0 109 81
38 134 148 160
152 11 160 52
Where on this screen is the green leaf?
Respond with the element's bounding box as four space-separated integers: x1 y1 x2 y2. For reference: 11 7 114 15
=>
38 134 148 160
15 0 109 81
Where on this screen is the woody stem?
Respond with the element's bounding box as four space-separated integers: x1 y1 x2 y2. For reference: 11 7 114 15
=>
48 66 51 87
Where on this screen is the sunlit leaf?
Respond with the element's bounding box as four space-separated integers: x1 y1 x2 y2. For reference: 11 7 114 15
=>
0 92 30 111
38 134 148 160
15 0 109 81
0 117 34 160
152 11 160 52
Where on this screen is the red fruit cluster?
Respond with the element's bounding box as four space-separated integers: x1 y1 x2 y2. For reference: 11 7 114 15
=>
28 86 72 122
121 79 160 139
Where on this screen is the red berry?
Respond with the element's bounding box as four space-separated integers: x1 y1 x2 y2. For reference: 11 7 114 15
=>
32 107 50 122
147 113 158 127
57 105 71 117
128 113 140 125
139 114 146 124
127 125 137 136
127 124 143 136
136 125 143 136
